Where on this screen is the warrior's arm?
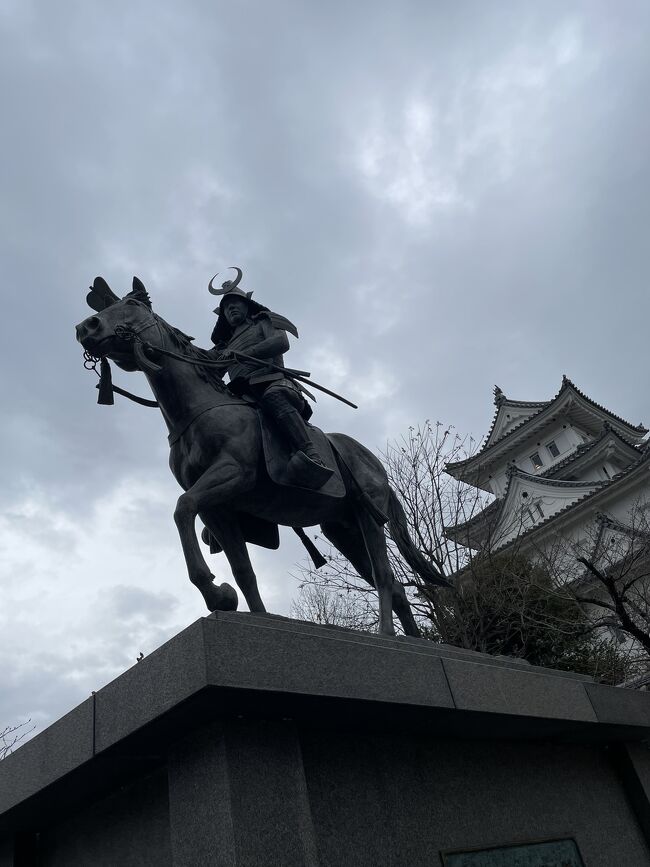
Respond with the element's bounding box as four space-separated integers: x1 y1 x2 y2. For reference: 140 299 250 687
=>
248 320 290 359
250 331 289 358
212 317 291 365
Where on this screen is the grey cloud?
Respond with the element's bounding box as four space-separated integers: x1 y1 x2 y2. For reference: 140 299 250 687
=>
0 511 77 554
105 584 179 621
2 0 650 728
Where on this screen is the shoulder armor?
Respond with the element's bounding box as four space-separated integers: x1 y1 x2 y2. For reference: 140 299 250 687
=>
264 311 299 339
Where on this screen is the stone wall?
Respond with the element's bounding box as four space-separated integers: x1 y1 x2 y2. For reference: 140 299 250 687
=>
2 612 650 865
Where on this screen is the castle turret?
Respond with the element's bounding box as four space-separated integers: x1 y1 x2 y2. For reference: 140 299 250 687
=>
444 377 648 553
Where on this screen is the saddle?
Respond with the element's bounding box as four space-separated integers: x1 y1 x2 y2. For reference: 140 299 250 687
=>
201 407 346 558
259 414 346 498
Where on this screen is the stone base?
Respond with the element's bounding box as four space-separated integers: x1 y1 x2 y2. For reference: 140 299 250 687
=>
2 612 650 865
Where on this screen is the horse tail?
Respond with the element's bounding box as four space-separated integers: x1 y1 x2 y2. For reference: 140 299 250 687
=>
387 489 451 588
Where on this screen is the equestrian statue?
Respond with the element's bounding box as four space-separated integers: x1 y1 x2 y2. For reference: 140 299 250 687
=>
75 269 449 636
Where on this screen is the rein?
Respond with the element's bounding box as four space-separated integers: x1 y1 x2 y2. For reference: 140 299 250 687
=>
136 338 311 378
83 318 358 410
83 351 159 407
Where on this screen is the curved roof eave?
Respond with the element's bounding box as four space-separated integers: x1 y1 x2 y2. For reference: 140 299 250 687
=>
483 400 550 451
540 425 642 479
446 377 647 481
491 449 650 553
443 497 500 538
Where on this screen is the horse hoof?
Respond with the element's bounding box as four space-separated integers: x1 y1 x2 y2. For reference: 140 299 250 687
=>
201 578 239 612
207 582 238 612
217 582 238 611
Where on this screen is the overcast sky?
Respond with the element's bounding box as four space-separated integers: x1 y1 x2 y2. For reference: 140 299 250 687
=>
2 0 650 734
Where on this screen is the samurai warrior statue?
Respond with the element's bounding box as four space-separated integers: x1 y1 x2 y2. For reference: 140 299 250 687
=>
209 268 333 486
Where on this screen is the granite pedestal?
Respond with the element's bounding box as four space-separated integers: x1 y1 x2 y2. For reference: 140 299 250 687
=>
1 612 650 865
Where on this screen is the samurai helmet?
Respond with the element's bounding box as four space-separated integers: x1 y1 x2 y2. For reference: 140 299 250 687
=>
208 266 254 312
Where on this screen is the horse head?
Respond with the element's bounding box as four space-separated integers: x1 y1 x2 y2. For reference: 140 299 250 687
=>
76 276 159 373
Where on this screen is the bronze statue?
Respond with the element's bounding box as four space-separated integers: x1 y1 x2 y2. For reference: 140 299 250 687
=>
76 271 449 636
209 268 333 489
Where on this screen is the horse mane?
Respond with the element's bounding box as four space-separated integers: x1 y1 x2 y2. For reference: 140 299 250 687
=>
155 314 227 392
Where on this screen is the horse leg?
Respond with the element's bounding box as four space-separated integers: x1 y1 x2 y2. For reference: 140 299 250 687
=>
174 461 253 612
389 580 420 638
321 522 420 637
200 509 266 613
354 510 397 637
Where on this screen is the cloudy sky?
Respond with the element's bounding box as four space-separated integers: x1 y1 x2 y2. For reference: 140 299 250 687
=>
2 0 650 734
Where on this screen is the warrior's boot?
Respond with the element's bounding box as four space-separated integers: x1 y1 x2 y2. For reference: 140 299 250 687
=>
261 390 334 488
279 407 329 465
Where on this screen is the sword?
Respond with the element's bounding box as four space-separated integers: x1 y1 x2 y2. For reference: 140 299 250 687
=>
136 337 360 410
225 350 358 409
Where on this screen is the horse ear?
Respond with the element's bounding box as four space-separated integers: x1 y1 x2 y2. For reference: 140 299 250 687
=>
124 276 152 308
86 276 120 312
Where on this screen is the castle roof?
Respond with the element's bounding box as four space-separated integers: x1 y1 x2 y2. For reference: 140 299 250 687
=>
444 467 604 550
442 498 500 547
445 377 647 487
539 423 642 480
445 443 650 550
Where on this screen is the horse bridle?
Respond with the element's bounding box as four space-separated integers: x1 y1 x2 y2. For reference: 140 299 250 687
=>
83 306 357 409
83 308 164 407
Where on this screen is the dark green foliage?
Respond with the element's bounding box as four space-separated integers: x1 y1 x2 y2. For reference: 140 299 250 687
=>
422 553 629 684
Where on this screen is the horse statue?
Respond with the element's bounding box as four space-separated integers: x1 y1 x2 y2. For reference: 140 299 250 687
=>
75 276 449 636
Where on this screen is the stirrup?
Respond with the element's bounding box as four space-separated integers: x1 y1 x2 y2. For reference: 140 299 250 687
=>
288 450 334 489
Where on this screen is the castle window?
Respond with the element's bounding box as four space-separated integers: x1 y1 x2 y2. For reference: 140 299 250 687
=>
546 440 560 458
535 503 545 519
530 451 543 470
602 465 611 479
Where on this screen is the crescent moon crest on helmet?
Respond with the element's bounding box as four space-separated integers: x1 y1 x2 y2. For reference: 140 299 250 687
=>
208 266 243 296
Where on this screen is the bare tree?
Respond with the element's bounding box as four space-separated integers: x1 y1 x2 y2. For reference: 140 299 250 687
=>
532 505 650 665
382 421 490 579
291 582 378 631
576 511 650 653
0 720 33 761
293 421 633 681
293 421 489 631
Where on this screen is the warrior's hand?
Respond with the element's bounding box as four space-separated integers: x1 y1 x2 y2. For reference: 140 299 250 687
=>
215 349 234 363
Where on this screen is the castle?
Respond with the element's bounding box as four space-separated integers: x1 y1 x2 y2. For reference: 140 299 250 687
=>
444 376 649 559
